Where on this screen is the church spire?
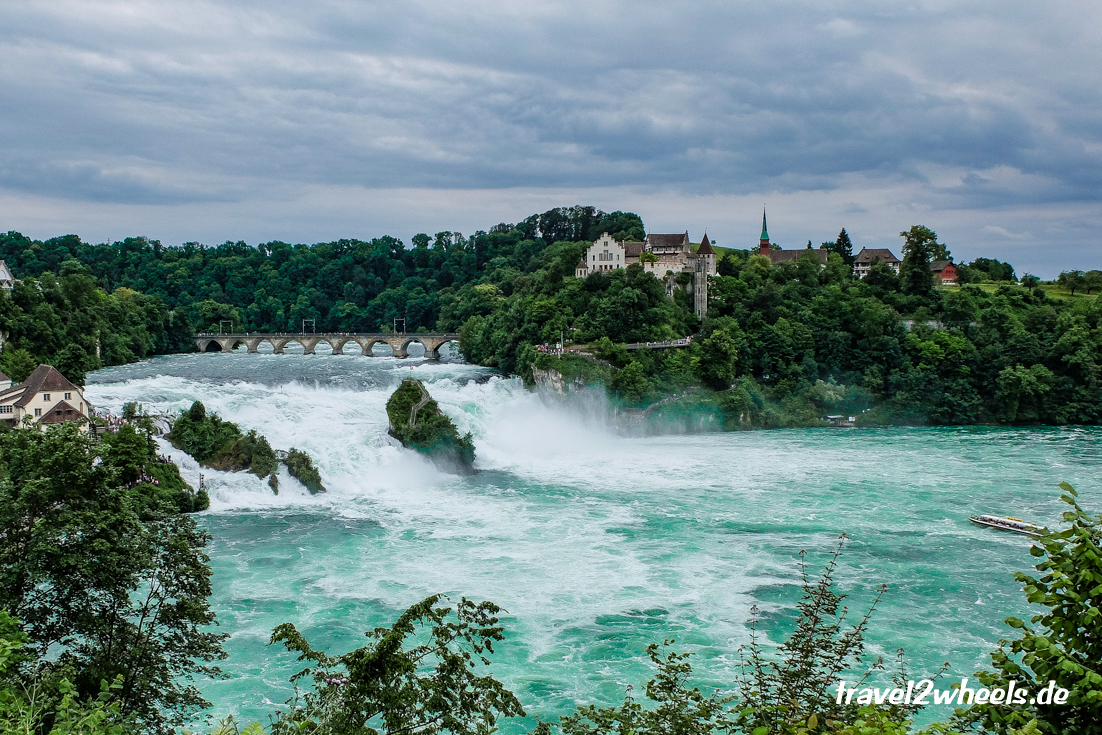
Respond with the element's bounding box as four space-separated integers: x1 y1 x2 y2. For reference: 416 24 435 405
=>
759 207 770 253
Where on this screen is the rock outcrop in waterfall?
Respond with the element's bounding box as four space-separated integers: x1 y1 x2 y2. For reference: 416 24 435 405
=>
386 378 476 474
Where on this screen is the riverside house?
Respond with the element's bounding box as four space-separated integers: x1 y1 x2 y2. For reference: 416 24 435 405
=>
0 364 92 429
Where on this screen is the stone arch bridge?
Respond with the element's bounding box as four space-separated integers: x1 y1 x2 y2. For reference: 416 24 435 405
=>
193 333 460 359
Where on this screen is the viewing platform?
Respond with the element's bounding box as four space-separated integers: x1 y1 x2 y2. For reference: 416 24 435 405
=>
193 332 460 359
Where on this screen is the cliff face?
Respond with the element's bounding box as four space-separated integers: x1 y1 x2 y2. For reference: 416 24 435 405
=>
385 379 476 474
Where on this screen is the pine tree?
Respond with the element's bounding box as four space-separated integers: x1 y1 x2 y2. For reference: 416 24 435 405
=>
836 228 854 264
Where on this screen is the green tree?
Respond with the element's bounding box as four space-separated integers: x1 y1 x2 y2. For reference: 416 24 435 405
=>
610 361 653 403
824 227 855 265
101 424 155 485
863 259 900 294
0 610 126 735
1082 270 1102 294
717 254 740 277
595 211 645 242
558 642 727 735
696 324 741 389
268 595 525 735
52 344 98 387
899 226 939 297
822 251 851 285
732 536 925 733
1056 271 1083 295
0 423 227 733
0 349 37 383
968 483 1102 734
994 364 1053 422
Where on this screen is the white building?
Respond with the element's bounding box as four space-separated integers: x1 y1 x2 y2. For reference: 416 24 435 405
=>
0 364 92 429
0 261 15 290
576 233 627 275
575 231 717 317
853 248 902 279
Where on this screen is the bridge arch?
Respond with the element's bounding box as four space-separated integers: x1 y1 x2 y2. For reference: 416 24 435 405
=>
402 335 460 359
196 337 241 352
399 336 429 355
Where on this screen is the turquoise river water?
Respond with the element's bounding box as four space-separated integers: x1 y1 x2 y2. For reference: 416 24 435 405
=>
84 347 1101 730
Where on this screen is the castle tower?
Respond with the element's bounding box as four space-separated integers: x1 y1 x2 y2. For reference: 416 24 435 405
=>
698 232 716 276
693 233 716 318
759 208 770 254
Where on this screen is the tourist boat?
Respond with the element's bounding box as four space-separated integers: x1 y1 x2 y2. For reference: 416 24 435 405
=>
969 514 1045 537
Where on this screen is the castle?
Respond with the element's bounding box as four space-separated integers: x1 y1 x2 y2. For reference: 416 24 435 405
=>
575 231 717 317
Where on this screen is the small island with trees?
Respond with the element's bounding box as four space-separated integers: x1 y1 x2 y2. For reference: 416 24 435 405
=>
167 400 325 494
386 378 476 474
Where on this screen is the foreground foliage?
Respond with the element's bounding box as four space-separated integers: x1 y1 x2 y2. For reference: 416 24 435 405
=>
0 609 126 735
268 595 523 735
966 482 1102 734
2 419 1097 735
0 423 227 734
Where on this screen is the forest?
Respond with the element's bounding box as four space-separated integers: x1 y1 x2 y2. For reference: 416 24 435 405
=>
1 206 1101 426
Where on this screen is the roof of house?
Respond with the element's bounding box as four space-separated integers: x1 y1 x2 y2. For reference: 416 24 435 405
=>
697 233 715 255
767 248 829 263
930 260 955 272
11 365 81 408
38 400 84 424
576 257 587 270
854 248 901 264
0 370 9 383
646 233 690 249
0 260 13 282
624 242 645 257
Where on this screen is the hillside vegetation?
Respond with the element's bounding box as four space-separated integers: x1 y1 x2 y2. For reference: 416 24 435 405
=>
3 212 1102 426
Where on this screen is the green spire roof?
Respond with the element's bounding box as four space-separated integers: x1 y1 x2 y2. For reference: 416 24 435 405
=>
760 208 769 240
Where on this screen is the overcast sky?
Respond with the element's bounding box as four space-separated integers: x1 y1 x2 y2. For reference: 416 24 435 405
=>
2 0 1101 276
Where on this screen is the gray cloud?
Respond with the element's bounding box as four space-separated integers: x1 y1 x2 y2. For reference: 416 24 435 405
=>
1 0 1101 274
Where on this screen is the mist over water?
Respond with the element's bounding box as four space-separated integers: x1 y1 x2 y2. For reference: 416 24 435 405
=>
86 350 1102 730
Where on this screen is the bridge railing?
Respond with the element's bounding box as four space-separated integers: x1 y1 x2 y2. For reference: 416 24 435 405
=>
194 332 459 338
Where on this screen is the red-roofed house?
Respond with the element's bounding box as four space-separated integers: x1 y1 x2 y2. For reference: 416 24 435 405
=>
931 261 959 285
